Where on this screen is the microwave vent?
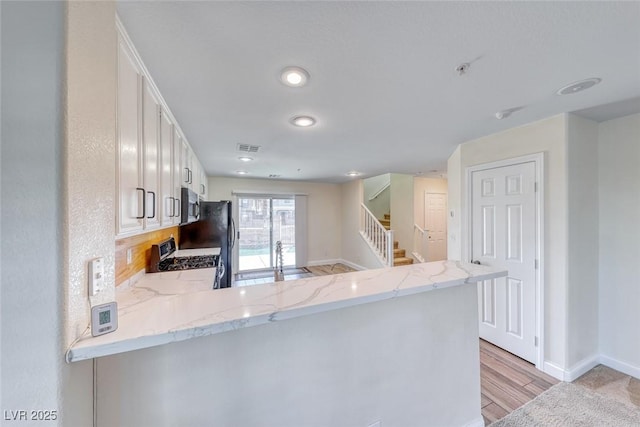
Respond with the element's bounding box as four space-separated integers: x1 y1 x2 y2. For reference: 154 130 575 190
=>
268 174 281 178
237 143 261 153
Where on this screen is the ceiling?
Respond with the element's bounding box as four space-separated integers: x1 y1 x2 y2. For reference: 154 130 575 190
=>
116 1 640 183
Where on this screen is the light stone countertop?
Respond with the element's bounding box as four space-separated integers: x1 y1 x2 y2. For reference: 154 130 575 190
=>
66 260 507 362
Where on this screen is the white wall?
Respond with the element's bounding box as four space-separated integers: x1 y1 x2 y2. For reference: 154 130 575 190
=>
448 114 569 371
63 3 118 424
363 173 390 219
413 177 448 229
65 0 117 347
447 146 462 260
208 176 342 265
97 284 482 427
390 174 414 254
598 113 640 375
2 3 115 425
566 114 600 368
340 179 385 269
1 2 66 421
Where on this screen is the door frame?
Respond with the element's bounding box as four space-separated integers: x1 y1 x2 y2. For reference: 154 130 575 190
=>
465 152 545 370
233 193 297 274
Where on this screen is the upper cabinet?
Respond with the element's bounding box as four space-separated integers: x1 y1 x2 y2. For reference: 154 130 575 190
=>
116 36 144 236
116 25 208 237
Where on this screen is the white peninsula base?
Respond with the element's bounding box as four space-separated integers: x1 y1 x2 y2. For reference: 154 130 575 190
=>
97 282 485 427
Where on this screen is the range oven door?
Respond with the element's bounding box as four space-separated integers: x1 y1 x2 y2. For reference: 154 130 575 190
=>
181 187 200 224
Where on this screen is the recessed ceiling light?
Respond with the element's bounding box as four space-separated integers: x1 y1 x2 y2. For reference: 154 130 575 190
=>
236 170 249 175
346 171 360 177
238 156 253 162
280 66 310 88
291 115 316 127
556 78 602 95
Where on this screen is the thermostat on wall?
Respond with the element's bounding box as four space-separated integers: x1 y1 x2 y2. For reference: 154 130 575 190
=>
91 302 118 337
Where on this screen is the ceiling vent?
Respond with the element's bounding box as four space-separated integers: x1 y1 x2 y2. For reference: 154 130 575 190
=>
237 143 261 153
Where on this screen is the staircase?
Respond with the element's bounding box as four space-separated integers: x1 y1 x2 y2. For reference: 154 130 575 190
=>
380 214 414 267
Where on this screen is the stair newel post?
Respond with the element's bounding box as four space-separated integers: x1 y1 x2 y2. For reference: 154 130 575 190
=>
386 230 394 267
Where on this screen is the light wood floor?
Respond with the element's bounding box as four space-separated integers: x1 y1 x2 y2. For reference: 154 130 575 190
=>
480 339 559 425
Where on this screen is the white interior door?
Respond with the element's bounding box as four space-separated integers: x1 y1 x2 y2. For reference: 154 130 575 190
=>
424 192 448 261
472 161 537 363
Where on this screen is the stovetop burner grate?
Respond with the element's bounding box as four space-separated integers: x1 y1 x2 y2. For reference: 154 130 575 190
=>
158 255 218 272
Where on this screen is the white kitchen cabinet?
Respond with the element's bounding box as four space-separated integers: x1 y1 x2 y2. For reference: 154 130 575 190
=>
159 107 175 226
180 137 193 190
117 25 209 236
192 159 201 197
141 77 161 230
116 36 144 236
198 161 208 199
172 127 183 224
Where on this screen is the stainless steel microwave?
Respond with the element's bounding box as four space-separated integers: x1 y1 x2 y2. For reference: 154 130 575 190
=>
181 187 200 224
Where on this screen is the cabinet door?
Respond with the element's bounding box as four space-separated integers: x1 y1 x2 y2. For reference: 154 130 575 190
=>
141 78 160 230
199 161 207 198
181 138 192 189
116 37 143 236
172 127 182 224
192 159 200 196
159 108 174 226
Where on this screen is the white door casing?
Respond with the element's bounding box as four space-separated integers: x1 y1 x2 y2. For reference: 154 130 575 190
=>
424 192 447 261
470 159 540 365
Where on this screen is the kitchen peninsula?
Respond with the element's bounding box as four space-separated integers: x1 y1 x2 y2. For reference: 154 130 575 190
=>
69 261 506 427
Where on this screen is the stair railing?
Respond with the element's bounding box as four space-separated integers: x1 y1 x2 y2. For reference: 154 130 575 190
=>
360 203 394 267
412 224 428 263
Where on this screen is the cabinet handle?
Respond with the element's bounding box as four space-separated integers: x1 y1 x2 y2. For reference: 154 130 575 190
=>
136 187 146 219
174 197 181 217
147 191 156 219
201 183 205 195
168 196 175 217
188 169 193 184
184 167 189 184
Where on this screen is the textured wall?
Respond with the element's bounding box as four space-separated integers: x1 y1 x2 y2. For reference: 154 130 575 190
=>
1 1 65 422
363 173 391 219
566 114 599 368
598 113 640 374
64 0 117 344
449 114 569 373
340 179 385 269
207 176 342 265
390 173 414 256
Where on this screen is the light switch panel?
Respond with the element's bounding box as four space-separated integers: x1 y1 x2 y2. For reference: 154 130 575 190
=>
89 257 105 296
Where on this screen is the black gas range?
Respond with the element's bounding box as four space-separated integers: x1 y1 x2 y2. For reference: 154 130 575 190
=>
148 237 225 289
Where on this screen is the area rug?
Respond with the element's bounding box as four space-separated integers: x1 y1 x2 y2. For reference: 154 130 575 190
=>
490 382 640 427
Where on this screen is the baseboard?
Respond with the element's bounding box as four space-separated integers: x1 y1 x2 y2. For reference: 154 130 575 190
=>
305 259 367 271
542 360 565 381
565 354 600 381
600 354 640 380
337 259 367 271
544 353 638 382
305 259 343 267
463 415 485 427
